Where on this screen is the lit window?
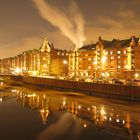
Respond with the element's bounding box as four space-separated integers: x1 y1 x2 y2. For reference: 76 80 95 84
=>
135 73 139 78
117 51 121 54
105 51 108 55
118 66 120 69
124 50 126 54
63 60 67 64
85 54 88 57
43 64 47 67
85 72 88 76
110 51 113 55
118 56 120 59
101 57 107 63
88 66 91 69
62 53 64 56
43 57 46 60
93 61 97 65
88 58 91 61
57 52 60 55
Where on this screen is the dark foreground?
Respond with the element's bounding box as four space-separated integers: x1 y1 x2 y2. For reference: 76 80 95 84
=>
0 84 140 140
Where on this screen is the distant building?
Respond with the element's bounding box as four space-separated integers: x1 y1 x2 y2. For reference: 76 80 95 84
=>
39 39 69 76
0 38 69 77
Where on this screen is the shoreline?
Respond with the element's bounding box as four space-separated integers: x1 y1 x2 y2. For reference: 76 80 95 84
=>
8 75 140 102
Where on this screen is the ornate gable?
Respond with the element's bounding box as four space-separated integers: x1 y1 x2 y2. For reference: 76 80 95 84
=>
40 38 51 52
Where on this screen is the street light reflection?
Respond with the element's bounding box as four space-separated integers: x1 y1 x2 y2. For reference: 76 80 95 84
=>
14 90 140 139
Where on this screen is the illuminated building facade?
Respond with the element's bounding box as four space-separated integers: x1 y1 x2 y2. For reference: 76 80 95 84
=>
0 38 69 77
69 36 140 80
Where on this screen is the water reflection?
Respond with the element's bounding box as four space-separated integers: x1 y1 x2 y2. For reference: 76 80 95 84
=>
14 90 140 140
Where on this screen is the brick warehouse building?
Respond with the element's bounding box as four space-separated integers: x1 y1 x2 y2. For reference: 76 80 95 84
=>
0 38 69 77
69 36 140 81
1 36 140 82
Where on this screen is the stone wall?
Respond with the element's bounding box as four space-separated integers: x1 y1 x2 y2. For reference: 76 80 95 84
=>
17 76 140 101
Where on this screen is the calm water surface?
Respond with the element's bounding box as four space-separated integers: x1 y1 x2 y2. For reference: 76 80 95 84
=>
0 84 140 140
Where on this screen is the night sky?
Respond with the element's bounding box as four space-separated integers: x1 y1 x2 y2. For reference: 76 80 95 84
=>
0 0 140 58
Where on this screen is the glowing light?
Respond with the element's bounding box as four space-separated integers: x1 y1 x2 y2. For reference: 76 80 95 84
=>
101 56 107 63
104 116 107 120
85 72 88 76
63 60 68 65
43 94 46 99
87 107 90 111
0 82 3 86
125 65 131 70
43 57 46 60
117 51 121 54
88 66 91 69
63 100 66 106
33 71 37 76
93 61 97 65
33 93 36 97
28 94 31 97
100 108 106 115
118 66 120 69
105 51 108 55
0 98 2 102
135 73 139 78
116 119 120 123
78 105 81 109
83 124 87 128
105 72 109 77
15 67 21 74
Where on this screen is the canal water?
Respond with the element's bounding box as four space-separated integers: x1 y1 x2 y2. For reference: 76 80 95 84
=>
0 83 140 140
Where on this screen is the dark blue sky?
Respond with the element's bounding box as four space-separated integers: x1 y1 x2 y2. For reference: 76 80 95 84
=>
0 0 140 58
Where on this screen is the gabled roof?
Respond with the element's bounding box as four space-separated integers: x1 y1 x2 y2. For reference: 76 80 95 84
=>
102 39 118 49
39 39 52 52
119 38 132 48
78 43 96 51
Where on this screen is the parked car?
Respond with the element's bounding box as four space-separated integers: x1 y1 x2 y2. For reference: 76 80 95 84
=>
113 79 124 85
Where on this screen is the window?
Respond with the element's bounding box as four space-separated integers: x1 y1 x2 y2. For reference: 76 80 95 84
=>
117 51 121 54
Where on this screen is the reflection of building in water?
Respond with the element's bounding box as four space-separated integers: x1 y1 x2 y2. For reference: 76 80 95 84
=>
17 92 140 138
17 92 50 124
17 92 65 124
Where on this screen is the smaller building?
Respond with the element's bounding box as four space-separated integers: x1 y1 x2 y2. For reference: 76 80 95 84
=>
0 38 69 77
